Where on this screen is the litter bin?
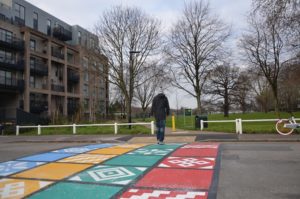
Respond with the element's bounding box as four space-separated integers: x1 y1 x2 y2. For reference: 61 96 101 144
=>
195 115 208 129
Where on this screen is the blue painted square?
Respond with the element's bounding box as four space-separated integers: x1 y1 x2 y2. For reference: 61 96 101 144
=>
84 144 115 149
52 147 94 153
0 161 45 176
18 152 74 162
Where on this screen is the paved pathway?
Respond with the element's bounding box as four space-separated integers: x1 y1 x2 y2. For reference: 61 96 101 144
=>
0 142 220 199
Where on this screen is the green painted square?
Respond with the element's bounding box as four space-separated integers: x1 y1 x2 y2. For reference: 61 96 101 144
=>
143 143 185 150
68 165 147 185
28 182 122 199
104 154 163 167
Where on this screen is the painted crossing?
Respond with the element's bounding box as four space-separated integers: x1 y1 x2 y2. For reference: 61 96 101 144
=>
0 142 220 199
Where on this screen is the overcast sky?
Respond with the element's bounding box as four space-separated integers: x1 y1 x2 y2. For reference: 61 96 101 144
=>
26 0 252 109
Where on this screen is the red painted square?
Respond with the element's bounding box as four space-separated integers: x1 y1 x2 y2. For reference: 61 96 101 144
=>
119 188 208 199
159 157 216 169
135 168 213 190
171 148 218 157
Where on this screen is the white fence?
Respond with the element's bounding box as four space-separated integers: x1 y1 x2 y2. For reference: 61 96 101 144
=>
200 118 300 134
16 121 155 136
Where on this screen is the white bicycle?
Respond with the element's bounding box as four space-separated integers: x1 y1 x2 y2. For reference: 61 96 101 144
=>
276 117 299 135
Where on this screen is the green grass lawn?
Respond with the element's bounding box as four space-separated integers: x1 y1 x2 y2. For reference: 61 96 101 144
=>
166 112 300 134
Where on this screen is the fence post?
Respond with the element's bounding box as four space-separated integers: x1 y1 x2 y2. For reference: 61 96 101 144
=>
151 121 155 135
16 125 19 136
200 120 204 131
114 123 118 135
235 119 239 134
239 119 243 134
73 123 76 134
38 125 41 135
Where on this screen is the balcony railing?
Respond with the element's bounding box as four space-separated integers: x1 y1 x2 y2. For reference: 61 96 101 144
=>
0 32 24 51
51 84 64 92
67 70 79 83
53 26 72 41
0 77 24 92
30 101 48 113
14 16 25 26
51 48 64 60
0 59 24 71
30 61 48 76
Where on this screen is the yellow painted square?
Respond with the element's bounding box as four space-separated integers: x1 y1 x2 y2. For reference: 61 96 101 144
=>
0 178 53 199
88 147 133 155
58 154 115 164
12 163 91 180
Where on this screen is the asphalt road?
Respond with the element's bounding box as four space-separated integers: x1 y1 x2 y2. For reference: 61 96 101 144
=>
0 142 299 198
218 143 300 199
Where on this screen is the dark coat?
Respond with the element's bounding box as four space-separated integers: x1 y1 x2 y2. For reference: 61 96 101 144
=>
151 93 170 121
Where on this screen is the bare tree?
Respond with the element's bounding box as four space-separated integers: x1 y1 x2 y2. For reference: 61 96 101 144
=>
233 71 253 113
240 11 285 114
166 0 230 114
253 0 300 54
206 63 240 117
94 6 161 126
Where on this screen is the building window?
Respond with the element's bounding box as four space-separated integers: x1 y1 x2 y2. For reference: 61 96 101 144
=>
30 76 35 88
30 57 35 69
0 70 12 85
0 28 13 42
30 39 36 51
15 4 25 19
83 85 89 97
33 12 38 30
78 31 81 44
84 72 89 82
82 57 88 68
47 19 51 36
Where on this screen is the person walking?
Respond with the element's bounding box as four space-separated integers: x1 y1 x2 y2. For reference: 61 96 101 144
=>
151 93 170 145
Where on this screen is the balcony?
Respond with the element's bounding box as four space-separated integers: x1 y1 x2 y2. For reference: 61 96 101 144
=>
0 77 24 92
51 84 64 92
67 70 79 83
30 101 48 113
14 16 25 26
53 26 72 41
0 59 24 71
0 32 24 51
51 48 64 60
30 61 48 76
67 103 79 115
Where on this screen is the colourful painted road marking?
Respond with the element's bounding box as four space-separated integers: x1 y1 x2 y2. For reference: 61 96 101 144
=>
83 143 116 149
52 147 94 153
158 157 216 169
142 143 184 150
0 178 53 199
28 182 122 199
17 152 74 162
58 154 115 164
88 147 133 155
13 163 91 180
68 165 147 185
0 161 45 176
119 188 208 199
135 168 213 190
127 148 173 156
171 147 218 157
1 142 221 198
104 154 163 167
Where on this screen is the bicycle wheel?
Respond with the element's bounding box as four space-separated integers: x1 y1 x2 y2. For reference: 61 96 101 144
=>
276 120 294 135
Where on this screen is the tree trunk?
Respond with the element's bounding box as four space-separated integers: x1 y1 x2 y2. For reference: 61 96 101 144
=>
224 90 229 117
196 94 202 115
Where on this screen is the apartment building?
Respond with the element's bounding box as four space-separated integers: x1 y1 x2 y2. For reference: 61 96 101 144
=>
0 0 109 122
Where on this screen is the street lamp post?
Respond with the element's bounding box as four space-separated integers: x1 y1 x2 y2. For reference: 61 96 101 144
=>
128 50 140 129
